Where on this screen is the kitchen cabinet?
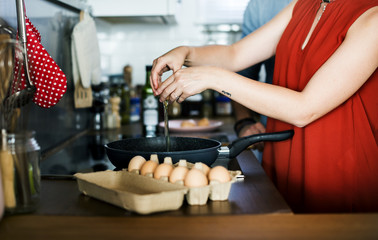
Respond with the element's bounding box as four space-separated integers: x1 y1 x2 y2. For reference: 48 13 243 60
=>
53 0 88 11
87 0 176 19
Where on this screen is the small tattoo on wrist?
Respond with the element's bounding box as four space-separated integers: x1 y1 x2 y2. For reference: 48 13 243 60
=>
222 90 231 97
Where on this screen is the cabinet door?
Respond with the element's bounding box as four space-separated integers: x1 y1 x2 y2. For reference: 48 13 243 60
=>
87 0 176 17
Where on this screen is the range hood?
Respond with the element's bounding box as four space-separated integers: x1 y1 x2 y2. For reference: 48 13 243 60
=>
86 0 177 24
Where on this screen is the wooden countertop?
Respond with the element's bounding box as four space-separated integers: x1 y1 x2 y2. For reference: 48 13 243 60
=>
1 150 378 239
1 214 378 240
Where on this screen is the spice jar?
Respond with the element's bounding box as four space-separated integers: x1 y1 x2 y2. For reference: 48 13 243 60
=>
2 131 41 214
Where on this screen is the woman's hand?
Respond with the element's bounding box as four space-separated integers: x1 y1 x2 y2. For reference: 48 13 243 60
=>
150 46 189 95
155 66 224 103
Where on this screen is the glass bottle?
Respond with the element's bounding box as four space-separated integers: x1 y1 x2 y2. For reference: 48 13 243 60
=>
141 65 159 137
119 82 131 125
202 90 214 118
2 131 41 214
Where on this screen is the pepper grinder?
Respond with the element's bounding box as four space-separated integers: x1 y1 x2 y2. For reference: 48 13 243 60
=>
109 96 121 128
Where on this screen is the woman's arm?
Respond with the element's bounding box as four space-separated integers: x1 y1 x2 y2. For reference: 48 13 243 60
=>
150 0 297 92
157 6 378 127
216 6 378 127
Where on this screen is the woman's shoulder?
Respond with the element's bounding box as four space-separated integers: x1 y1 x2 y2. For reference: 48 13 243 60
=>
348 6 378 35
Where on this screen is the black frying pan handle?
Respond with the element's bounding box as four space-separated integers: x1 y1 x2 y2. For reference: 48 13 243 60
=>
228 130 294 159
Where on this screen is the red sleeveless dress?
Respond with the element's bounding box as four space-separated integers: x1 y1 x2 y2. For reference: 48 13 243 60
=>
262 0 378 213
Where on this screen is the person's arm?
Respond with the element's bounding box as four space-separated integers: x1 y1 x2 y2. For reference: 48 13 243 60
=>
233 101 266 152
223 4 378 127
156 6 378 127
233 65 266 141
150 0 296 94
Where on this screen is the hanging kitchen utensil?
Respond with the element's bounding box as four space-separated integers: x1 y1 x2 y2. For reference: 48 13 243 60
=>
72 11 101 108
2 43 24 133
74 81 93 108
9 0 67 108
72 11 92 108
0 35 13 108
4 0 35 108
0 35 23 132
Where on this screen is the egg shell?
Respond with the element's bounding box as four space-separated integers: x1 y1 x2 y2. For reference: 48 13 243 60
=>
201 163 210 176
208 166 231 183
154 163 174 180
140 160 159 176
184 168 208 188
128 155 146 172
169 166 189 184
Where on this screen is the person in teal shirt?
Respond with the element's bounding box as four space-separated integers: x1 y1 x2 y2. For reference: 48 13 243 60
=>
233 0 292 161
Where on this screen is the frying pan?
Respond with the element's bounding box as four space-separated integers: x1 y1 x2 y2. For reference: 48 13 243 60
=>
105 130 294 168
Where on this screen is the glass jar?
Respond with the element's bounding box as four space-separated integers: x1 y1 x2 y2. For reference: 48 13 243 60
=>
3 131 41 214
0 167 4 220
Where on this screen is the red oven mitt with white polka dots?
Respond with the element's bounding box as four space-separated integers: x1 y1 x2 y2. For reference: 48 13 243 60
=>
14 16 67 108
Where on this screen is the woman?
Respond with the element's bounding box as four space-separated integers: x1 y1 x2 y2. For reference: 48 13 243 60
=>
150 0 378 213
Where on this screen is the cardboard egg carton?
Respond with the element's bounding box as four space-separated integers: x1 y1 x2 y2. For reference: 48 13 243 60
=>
74 166 241 214
74 170 188 215
134 161 241 206
179 162 241 205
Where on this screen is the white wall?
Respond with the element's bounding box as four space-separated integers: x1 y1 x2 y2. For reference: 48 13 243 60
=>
94 0 242 86
95 1 203 86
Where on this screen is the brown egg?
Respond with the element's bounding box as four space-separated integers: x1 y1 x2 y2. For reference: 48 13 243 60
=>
128 155 146 172
140 160 159 176
194 162 210 176
184 168 208 188
154 163 174 180
169 166 189 184
208 166 231 183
